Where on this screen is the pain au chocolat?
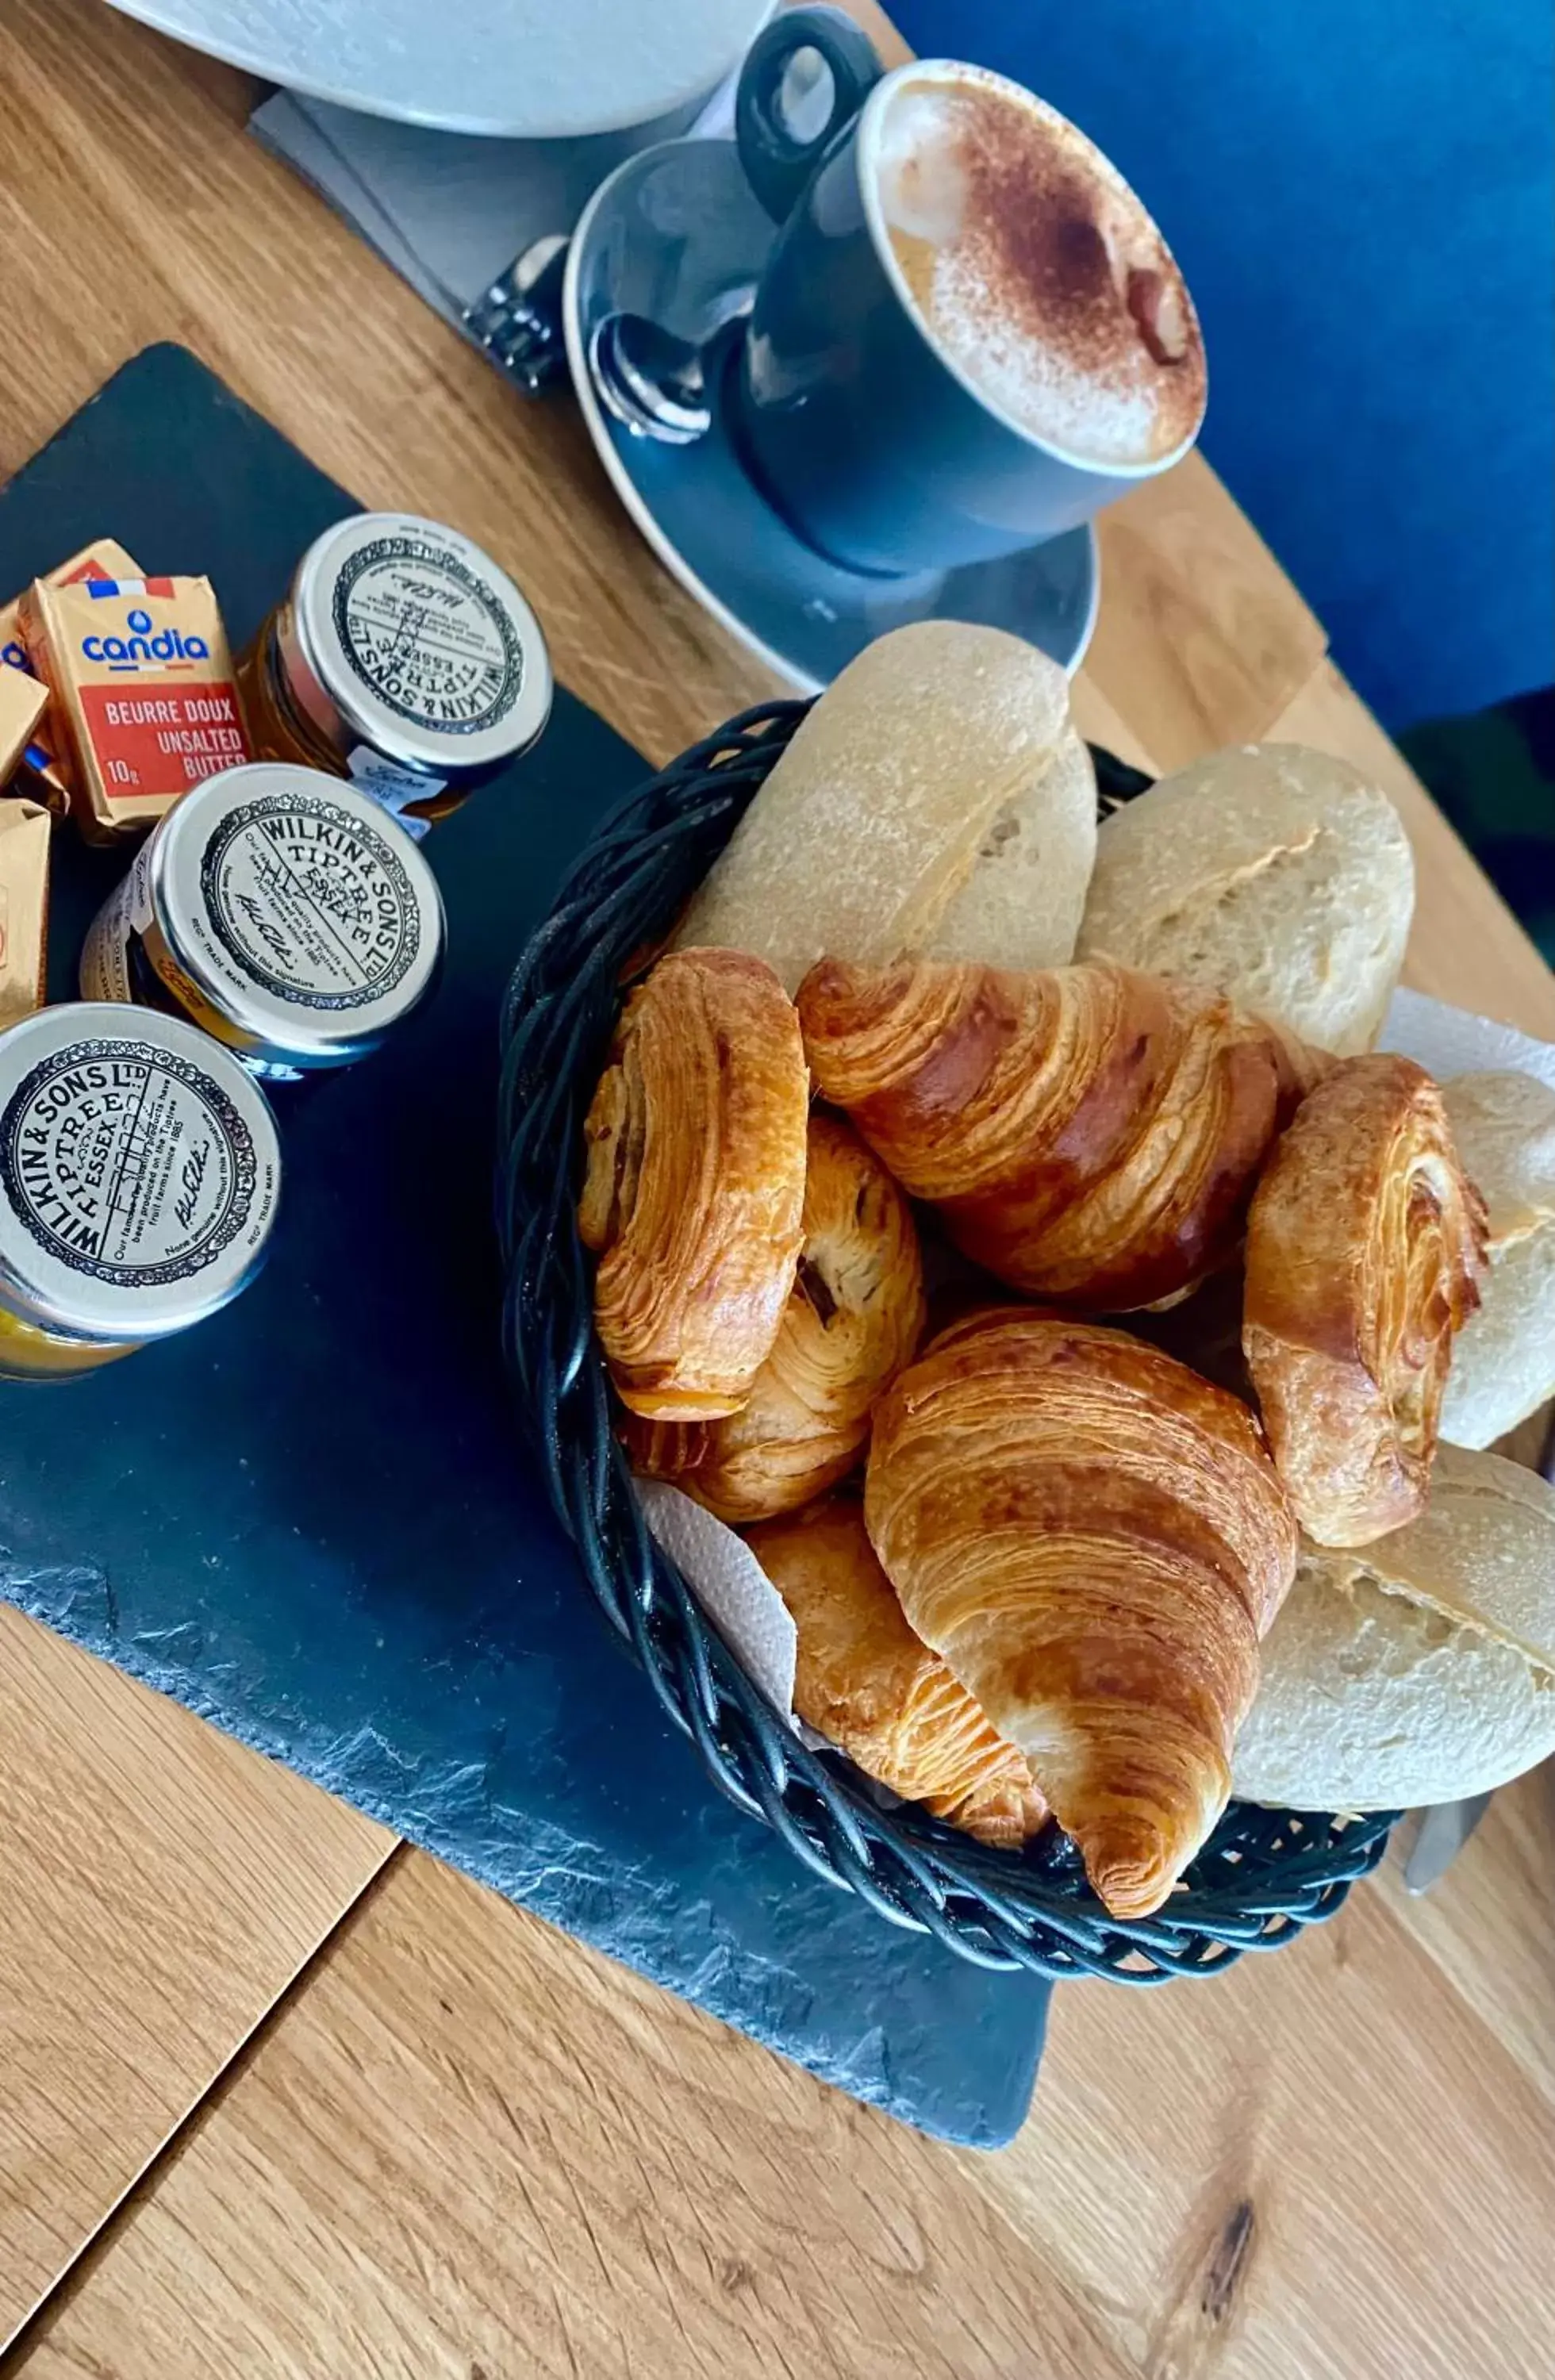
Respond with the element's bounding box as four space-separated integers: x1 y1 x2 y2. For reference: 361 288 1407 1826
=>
1243 1053 1488 1545
625 1111 924 1522
578 947 808 1420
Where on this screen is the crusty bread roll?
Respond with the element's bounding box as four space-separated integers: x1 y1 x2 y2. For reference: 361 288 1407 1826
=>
1077 742 1415 1056
675 622 1074 992
1438 1070 1555 1449
1233 1445 1555 1810
924 726 1097 973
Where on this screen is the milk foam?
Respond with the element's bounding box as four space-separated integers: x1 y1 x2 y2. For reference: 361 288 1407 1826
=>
872 72 1204 468
874 85 969 247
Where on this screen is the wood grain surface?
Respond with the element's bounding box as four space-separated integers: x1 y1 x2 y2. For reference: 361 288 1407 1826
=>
16 1853 1140 2380
17 1842 1555 2380
2 2 1553 2374
1084 461 1327 776
0 1607 392 2346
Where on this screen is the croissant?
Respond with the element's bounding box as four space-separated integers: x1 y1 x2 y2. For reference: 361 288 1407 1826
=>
1243 1053 1488 1546
578 947 808 1419
625 1113 924 1522
797 956 1307 1311
747 1498 1046 1848
864 1310 1298 1918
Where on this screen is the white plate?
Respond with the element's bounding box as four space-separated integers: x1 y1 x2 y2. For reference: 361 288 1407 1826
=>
107 0 772 140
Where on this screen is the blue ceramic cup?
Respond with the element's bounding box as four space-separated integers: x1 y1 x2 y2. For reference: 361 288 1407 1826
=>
730 10 1206 578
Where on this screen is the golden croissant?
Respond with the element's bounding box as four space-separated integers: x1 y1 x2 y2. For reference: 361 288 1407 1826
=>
747 1498 1046 1849
625 1112 924 1522
578 947 808 1419
865 1310 1298 1918
797 956 1307 1311
1243 1053 1488 1545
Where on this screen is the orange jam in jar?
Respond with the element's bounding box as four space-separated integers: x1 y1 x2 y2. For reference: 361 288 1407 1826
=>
80 762 446 1082
240 512 552 835
0 1303 136 1380
0 1004 282 1379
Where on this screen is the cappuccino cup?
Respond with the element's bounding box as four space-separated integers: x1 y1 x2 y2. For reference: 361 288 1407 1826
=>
731 10 1207 577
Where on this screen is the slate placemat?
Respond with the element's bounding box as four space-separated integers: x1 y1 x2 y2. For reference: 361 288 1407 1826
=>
0 345 1050 2144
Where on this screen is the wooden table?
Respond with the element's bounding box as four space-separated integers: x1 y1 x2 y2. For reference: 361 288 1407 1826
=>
3 6 1553 2374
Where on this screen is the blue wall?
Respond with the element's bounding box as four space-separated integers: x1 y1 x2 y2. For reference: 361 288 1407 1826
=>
891 0 1555 727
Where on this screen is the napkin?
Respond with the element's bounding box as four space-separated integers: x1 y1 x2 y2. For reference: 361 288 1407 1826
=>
1379 986 1555 1091
250 68 737 355
637 1478 798 1721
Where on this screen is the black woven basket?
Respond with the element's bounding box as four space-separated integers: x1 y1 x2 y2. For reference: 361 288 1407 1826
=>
497 699 1396 1981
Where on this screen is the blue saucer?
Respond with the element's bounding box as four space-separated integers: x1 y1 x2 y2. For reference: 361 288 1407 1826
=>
562 137 1099 691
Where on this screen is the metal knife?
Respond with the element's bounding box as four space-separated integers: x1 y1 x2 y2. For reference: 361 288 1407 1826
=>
1403 1792 1493 1894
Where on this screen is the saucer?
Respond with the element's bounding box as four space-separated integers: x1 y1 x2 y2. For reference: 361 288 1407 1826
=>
562 138 1100 692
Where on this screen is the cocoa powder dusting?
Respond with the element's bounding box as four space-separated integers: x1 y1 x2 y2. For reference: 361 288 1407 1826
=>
930 84 1204 451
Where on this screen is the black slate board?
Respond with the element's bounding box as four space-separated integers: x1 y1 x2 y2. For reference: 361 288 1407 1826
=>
0 345 1050 2144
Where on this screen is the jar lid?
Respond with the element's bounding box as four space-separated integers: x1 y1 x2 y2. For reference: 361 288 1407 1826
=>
0 1004 282 1343
283 512 554 781
148 763 447 1069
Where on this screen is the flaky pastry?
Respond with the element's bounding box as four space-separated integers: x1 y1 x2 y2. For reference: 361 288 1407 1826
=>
797 956 1309 1311
625 1112 924 1520
1243 1053 1488 1545
578 947 808 1419
747 1497 1046 1848
865 1311 1297 1917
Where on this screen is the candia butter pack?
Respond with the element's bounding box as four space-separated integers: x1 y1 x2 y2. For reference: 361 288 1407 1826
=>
21 573 251 841
0 539 142 811
0 661 46 786
0 797 50 1029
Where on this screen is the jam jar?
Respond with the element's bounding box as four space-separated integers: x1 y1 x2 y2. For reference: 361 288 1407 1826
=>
0 1003 282 1380
80 762 447 1081
240 512 553 831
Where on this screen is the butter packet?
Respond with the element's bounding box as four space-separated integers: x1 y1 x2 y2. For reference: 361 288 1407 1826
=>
0 661 46 785
0 798 51 1027
21 573 251 843
0 538 142 812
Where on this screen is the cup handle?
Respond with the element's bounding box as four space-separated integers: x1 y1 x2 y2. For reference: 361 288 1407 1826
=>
735 6 883 224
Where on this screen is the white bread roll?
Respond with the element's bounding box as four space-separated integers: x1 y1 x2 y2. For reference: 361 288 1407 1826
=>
924 727 1096 972
675 622 1073 993
1077 742 1415 1055
1439 1070 1555 1449
1233 1445 1555 1811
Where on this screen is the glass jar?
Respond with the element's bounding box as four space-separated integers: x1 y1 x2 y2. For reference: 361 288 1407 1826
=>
80 762 447 1082
239 512 553 831
0 1003 282 1380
